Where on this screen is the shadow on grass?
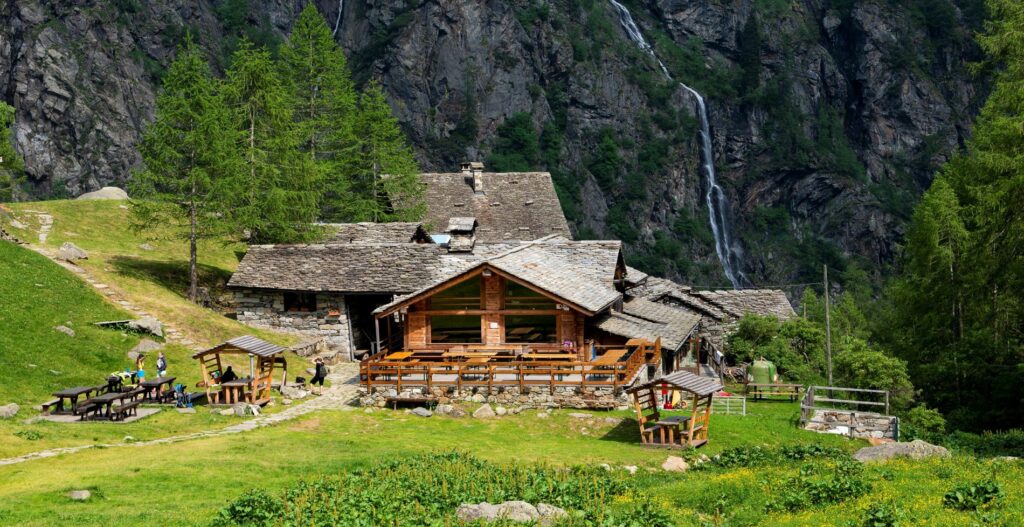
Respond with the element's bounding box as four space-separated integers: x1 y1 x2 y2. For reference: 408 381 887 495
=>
109 255 233 305
599 418 645 445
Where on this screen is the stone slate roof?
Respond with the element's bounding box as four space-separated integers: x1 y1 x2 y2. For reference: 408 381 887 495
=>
628 370 723 396
595 297 701 351
228 243 489 294
328 222 430 244
375 238 624 315
632 277 795 322
193 335 285 358
419 172 572 242
447 217 477 233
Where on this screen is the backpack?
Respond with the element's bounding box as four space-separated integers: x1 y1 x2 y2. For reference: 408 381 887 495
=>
157 357 167 371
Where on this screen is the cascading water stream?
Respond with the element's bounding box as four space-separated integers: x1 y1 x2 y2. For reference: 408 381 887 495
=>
608 0 744 289
332 0 345 36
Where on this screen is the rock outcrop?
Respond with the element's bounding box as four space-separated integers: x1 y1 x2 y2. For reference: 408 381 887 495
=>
854 439 951 463
76 186 128 200
0 0 984 285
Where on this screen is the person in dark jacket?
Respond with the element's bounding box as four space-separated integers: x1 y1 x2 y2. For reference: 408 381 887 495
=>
310 358 328 395
220 365 238 383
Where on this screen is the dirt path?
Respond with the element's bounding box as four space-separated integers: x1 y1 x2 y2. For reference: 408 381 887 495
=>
0 364 361 467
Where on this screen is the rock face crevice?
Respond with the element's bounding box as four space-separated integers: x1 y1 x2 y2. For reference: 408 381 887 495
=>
0 0 984 285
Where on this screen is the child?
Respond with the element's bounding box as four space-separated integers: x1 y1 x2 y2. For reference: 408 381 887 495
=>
156 351 168 377
135 354 146 384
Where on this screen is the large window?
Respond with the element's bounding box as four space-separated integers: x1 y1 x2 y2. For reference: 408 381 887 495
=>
430 315 482 343
504 315 557 343
431 278 481 310
283 292 317 312
504 281 556 310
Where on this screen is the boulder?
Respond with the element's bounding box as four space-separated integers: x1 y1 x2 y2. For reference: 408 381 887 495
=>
623 465 638 474
128 317 163 337
138 243 154 251
281 385 310 399
495 406 508 416
232 403 261 417
129 339 164 360
281 398 292 405
411 407 433 418
53 325 75 337
473 404 496 419
0 403 20 419
470 393 487 403
661 456 689 472
854 439 950 463
56 242 88 261
76 186 128 200
435 404 454 415
449 406 468 418
568 412 592 419
456 501 565 525
68 490 91 501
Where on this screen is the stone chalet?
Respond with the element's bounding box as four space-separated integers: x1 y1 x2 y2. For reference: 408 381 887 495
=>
227 164 794 370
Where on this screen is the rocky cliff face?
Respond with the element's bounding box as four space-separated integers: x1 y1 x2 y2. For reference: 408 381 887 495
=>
0 0 984 287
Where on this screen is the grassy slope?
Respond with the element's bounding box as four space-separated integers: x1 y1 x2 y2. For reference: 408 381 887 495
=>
2 200 295 349
1 404 1020 527
0 201 310 458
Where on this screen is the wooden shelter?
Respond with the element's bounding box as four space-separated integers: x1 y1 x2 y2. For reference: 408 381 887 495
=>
193 336 286 406
627 371 723 448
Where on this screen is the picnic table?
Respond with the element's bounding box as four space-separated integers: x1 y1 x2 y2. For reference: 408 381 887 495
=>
592 349 627 365
466 357 491 364
140 376 176 402
49 386 104 415
384 351 414 361
82 390 143 421
222 378 253 405
655 415 691 445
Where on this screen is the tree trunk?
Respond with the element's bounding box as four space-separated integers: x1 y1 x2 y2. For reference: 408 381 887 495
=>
189 178 199 304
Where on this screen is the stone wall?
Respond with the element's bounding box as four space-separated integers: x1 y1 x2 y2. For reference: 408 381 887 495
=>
234 288 353 357
804 410 899 440
358 385 631 411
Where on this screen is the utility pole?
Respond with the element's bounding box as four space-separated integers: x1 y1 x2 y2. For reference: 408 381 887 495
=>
824 264 833 386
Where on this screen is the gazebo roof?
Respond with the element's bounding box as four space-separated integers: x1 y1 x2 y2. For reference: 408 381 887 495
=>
192 336 286 359
628 371 724 396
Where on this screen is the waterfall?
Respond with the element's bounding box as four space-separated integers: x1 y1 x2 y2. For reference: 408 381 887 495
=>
608 0 744 289
332 0 345 37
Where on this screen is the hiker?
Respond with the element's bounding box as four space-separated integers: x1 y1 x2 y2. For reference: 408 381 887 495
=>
156 352 168 377
135 354 146 384
310 358 328 395
220 365 238 383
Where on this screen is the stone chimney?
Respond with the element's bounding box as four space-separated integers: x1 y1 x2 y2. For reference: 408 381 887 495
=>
461 161 485 194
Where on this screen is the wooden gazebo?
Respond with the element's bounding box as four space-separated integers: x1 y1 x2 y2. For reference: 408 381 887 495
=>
626 371 723 448
193 336 286 406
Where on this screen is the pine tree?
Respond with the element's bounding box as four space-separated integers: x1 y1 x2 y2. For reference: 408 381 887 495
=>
345 81 424 222
277 4 358 221
131 36 238 303
223 39 321 243
0 101 24 202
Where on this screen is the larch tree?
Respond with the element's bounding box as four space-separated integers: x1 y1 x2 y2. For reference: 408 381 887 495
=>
131 37 238 303
278 4 358 221
346 81 424 222
0 101 24 202
223 39 322 243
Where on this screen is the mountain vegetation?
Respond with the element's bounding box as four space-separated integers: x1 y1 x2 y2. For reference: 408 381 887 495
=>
0 102 23 202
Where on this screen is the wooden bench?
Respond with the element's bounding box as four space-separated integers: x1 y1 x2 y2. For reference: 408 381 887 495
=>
745 383 801 401
384 395 437 410
39 399 61 415
112 400 141 421
74 402 99 421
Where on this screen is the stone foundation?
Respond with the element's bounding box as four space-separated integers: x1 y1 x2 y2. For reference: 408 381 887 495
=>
357 385 630 410
804 410 899 440
234 289 353 357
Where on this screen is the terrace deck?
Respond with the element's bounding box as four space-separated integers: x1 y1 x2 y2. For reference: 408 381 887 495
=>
360 340 661 393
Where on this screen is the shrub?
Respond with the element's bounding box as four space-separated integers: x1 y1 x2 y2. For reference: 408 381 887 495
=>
766 459 870 513
943 479 1001 511
943 429 1024 458
863 501 905 527
901 405 947 441
212 489 282 527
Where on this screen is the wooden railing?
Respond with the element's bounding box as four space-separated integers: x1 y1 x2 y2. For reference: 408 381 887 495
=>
360 339 660 394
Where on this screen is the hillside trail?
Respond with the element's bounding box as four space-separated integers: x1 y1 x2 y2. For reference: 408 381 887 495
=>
0 363 361 467
15 209 200 347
